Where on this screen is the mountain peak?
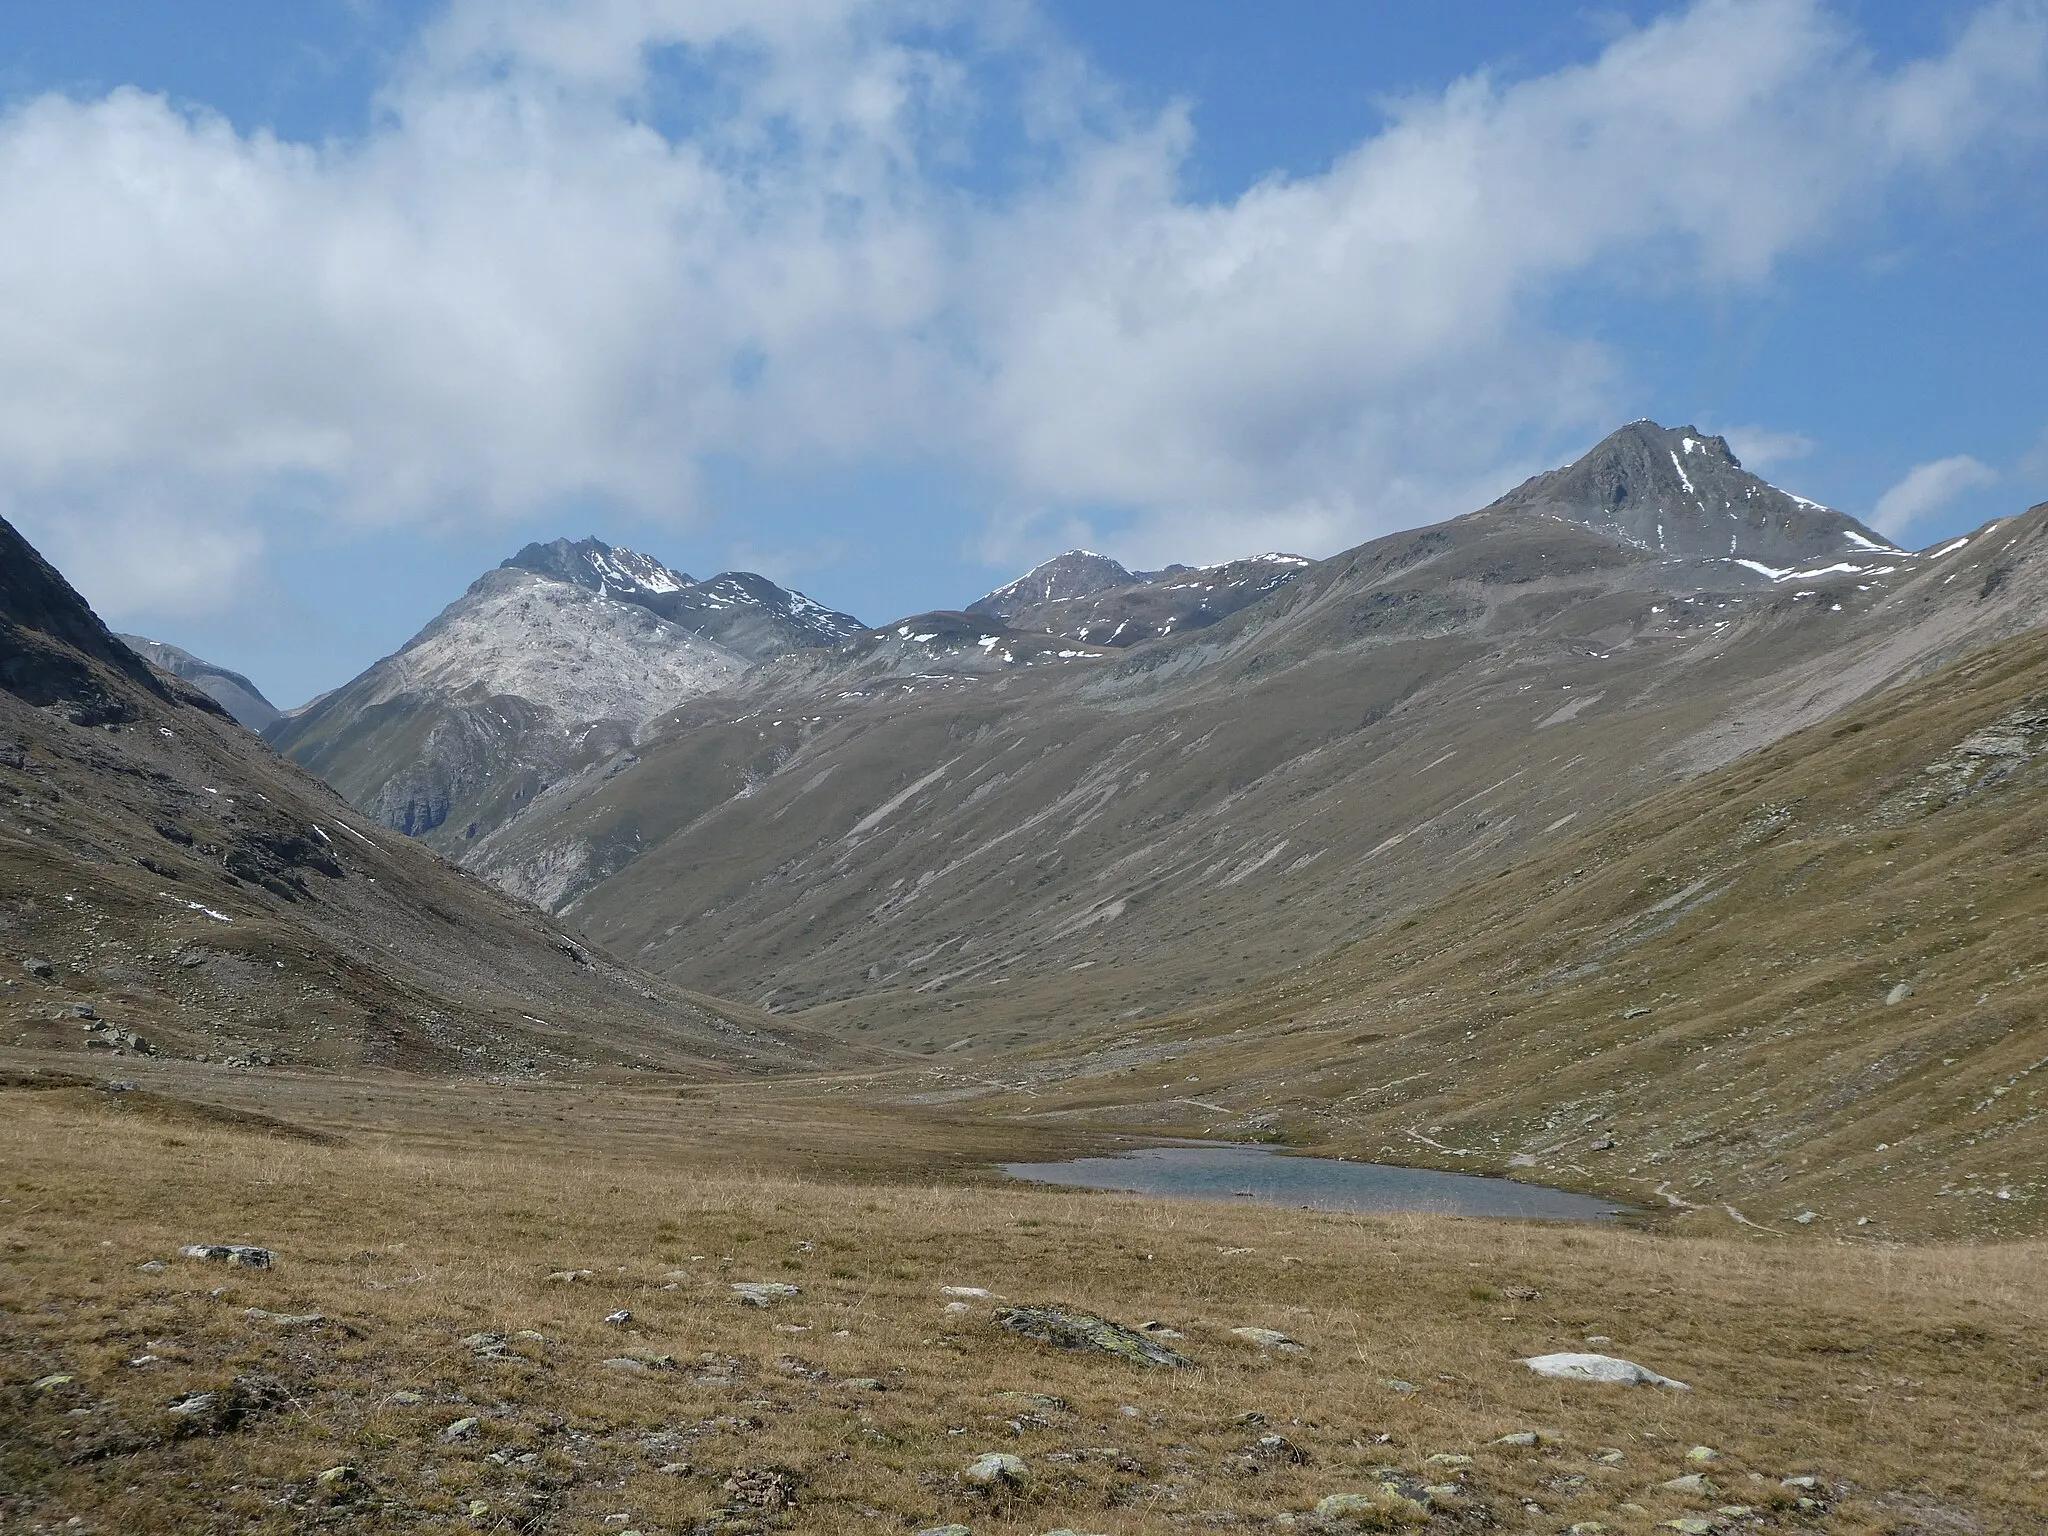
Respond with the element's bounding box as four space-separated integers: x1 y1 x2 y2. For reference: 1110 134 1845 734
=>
1489 418 1899 565
503 536 691 598
969 550 1138 618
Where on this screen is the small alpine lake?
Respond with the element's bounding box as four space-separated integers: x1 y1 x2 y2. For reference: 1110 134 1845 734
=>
1001 1142 1631 1220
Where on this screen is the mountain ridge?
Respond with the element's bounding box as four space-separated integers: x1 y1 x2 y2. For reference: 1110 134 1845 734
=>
0 513 849 1079
115 635 281 732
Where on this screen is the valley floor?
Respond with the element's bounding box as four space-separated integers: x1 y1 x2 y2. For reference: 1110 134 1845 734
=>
2 1056 2042 1535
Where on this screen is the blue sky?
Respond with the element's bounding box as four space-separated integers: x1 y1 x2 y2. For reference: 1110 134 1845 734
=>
1 0 2043 706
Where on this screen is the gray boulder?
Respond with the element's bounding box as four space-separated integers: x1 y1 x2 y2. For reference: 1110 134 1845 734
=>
992 1306 1194 1368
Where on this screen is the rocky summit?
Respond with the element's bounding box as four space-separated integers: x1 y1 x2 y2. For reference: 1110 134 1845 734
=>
1486 419 1900 572
266 540 863 854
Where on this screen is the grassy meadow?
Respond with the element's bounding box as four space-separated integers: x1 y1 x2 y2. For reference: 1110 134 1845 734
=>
2 1070 2042 1535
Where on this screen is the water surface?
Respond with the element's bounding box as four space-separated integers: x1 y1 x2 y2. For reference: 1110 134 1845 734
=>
1002 1143 1627 1220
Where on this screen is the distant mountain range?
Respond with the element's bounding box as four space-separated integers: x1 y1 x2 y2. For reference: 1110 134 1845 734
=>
115 635 280 732
138 420 2036 1060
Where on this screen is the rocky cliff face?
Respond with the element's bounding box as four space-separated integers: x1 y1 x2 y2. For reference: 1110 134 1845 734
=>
264 534 870 855
973 552 1313 647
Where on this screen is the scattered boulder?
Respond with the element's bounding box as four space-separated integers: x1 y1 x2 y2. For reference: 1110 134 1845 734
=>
317 1466 357 1488
1885 982 1914 1006
181 1243 273 1268
1231 1326 1305 1352
440 1416 481 1442
993 1306 1194 1368
731 1281 802 1307
1313 1476 1431 1526
1492 1430 1547 1447
1661 1473 1717 1496
21 958 53 979
1519 1352 1688 1389
1379 1378 1419 1394
940 1286 992 1298
914 1527 972 1536
1685 1446 1720 1466
604 1309 632 1326
960 1452 1028 1489
545 1269 593 1283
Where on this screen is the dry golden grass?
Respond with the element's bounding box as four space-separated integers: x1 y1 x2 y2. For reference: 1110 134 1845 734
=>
3 1079 2044 1535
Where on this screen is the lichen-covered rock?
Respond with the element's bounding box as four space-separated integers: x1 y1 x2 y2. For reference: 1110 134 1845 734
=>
1312 1479 1431 1526
992 1306 1194 1368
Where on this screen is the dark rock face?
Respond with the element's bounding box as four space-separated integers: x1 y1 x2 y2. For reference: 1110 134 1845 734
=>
1487 420 1896 567
0 516 174 724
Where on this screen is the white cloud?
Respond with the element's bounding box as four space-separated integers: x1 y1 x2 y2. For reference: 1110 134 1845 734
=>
1718 425 1816 472
0 0 2043 623
1871 454 2001 539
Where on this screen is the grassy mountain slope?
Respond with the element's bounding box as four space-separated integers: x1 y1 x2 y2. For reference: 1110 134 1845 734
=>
469 492 2045 1058
970 612 2048 1240
0 515 847 1080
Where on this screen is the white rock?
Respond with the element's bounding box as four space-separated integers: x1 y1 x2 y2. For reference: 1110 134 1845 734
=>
731 1281 802 1307
1519 1352 1689 1389
1231 1326 1304 1351
959 1452 1027 1488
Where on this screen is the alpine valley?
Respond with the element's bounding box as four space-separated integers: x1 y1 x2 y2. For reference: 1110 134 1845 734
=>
271 424 2048 1072
8 419 2048 1536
